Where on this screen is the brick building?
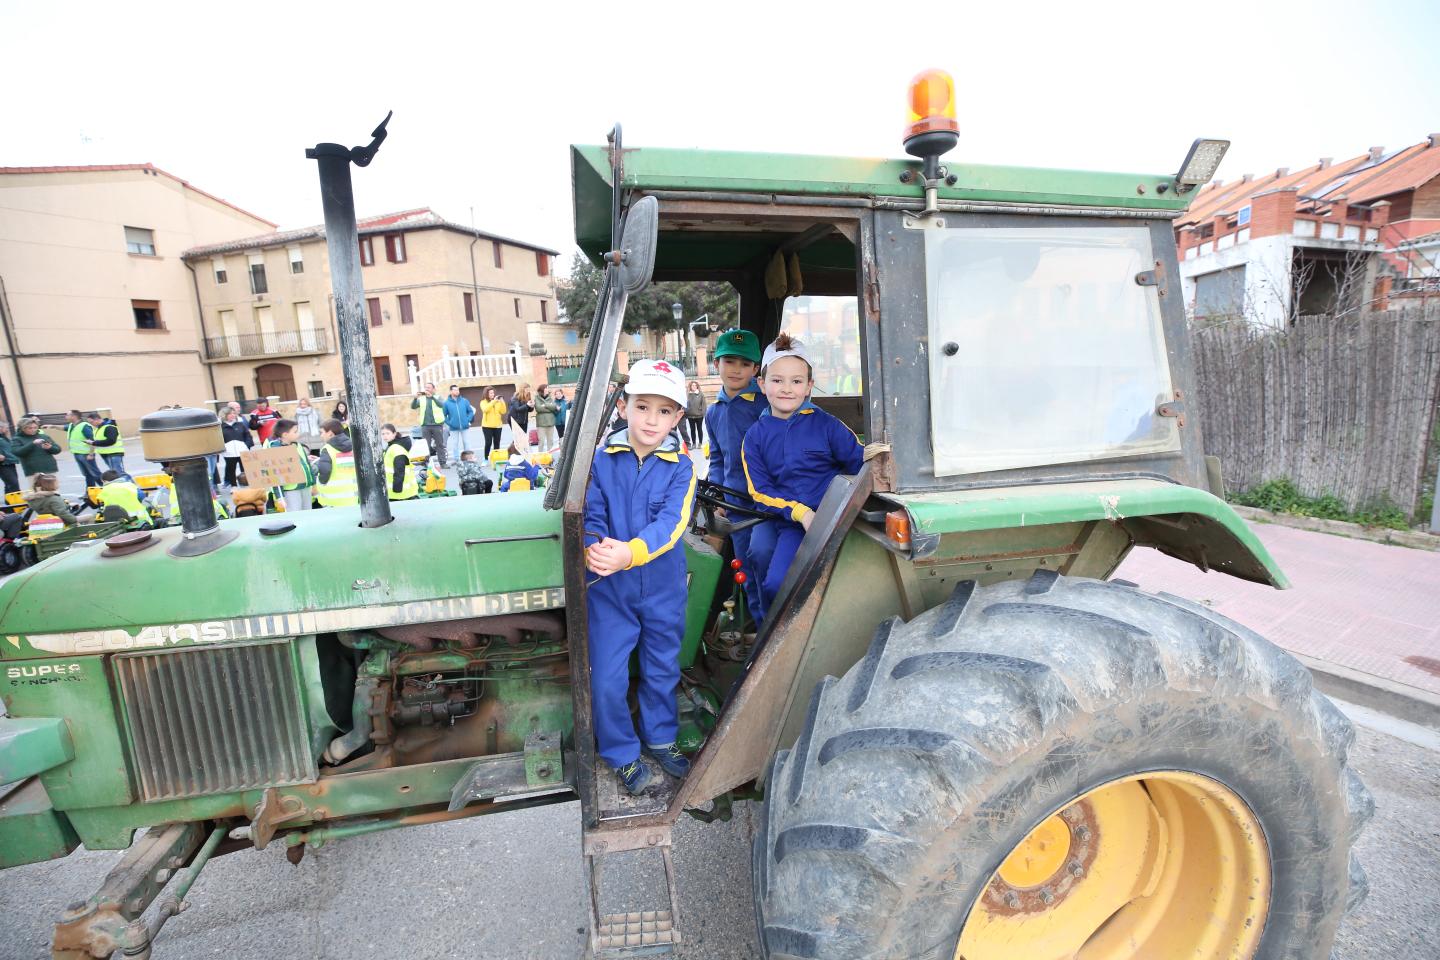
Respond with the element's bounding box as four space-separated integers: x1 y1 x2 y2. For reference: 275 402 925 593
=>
1175 134 1440 325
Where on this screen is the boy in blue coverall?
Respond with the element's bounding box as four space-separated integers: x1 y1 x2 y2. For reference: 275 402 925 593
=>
703 329 774 626
584 359 698 794
743 334 864 612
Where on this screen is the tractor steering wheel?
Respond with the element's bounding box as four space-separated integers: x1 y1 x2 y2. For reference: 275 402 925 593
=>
693 479 771 536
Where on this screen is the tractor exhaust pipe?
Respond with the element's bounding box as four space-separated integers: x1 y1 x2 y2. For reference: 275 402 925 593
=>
306 114 394 529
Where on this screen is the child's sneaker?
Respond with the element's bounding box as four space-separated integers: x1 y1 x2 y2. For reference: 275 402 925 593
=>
643 743 691 778
615 759 652 795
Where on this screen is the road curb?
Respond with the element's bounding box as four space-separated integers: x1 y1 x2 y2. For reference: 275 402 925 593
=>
1233 505 1440 552
1294 652 1440 731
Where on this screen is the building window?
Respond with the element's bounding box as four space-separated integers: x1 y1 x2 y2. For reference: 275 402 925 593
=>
308 380 325 398
367 297 382 327
536 252 550 276
248 254 268 295
464 291 475 323
359 237 375 266
124 226 156 256
288 246 304 274
398 294 414 324
513 297 521 318
492 240 503 268
540 300 549 322
132 299 163 330
212 256 227 284
405 353 419 372
384 233 407 263
233 386 246 403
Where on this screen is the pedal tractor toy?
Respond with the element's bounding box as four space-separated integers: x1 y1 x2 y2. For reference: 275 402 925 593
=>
0 78 1369 960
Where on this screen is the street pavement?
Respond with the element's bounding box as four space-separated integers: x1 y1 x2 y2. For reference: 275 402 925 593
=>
2 460 1437 957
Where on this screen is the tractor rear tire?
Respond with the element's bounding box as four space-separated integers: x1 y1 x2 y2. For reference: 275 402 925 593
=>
753 571 1372 960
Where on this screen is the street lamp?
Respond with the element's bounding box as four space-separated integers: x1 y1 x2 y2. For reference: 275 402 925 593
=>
671 302 686 360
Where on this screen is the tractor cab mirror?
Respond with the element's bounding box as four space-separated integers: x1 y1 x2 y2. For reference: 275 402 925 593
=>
615 195 659 294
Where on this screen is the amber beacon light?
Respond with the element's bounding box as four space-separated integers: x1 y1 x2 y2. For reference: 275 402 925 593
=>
902 70 960 205
905 69 958 143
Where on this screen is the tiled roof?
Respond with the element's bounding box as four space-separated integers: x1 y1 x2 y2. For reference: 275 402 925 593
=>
0 162 276 228
181 207 559 260
1176 137 1440 226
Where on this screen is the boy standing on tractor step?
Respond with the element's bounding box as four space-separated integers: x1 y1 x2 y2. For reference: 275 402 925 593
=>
583 359 698 795
743 334 864 612
703 328 773 626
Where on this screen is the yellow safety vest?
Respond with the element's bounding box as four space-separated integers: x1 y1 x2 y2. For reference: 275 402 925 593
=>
66 422 93 454
92 422 125 455
384 442 418 500
417 395 445 425
316 444 359 507
167 493 229 522
99 481 148 526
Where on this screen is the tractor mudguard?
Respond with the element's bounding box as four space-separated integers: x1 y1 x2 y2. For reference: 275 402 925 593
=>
885 478 1288 588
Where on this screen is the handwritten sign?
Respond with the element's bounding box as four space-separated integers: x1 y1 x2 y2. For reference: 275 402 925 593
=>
239 446 307 488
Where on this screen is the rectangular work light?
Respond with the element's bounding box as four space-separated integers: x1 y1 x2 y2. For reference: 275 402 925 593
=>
1175 138 1231 192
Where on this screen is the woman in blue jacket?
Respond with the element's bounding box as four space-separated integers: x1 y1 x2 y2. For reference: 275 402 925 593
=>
742 335 863 611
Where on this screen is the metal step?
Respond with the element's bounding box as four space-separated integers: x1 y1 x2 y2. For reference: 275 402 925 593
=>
595 910 676 955
583 823 681 958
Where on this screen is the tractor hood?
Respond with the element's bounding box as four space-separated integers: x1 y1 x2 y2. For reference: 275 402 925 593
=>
0 493 563 660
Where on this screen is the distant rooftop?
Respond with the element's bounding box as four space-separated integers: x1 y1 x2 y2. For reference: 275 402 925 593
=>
181 207 559 260
0 162 277 228
1177 134 1440 226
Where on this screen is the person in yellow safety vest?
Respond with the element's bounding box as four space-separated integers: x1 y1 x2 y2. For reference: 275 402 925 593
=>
97 470 151 529
380 423 419 501
315 418 358 507
86 411 131 480
164 486 230 524
65 409 103 487
410 381 449 469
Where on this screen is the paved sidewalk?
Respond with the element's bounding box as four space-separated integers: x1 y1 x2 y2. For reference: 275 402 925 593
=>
1116 523 1440 697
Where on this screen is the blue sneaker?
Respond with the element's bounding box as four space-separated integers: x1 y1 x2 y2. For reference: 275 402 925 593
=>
644 743 691 778
616 759 652 795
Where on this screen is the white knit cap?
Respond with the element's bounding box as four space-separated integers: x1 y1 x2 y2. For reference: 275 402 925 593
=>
761 336 812 371
625 358 687 407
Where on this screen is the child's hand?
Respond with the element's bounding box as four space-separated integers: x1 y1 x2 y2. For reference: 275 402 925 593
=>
590 537 634 573
585 543 612 576
800 511 814 532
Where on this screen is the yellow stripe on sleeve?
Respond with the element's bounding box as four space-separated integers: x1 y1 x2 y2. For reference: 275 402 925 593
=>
742 444 811 524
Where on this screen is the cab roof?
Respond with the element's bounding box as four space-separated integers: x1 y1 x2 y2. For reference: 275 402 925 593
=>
571 143 1194 264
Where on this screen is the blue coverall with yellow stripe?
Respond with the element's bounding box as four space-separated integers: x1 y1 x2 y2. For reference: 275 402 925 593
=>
742 403 864 611
583 428 698 768
704 379 772 624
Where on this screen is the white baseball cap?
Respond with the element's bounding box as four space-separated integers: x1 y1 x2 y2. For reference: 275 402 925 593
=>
625 358 687 407
761 335 812 371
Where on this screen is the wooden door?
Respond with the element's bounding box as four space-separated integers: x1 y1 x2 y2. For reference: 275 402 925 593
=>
255 362 297 402
373 356 394 396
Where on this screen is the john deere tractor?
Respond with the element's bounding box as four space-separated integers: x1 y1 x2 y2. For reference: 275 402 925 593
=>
0 75 1369 960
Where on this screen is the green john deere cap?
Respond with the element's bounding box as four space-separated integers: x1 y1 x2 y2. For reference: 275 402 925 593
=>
712 328 761 363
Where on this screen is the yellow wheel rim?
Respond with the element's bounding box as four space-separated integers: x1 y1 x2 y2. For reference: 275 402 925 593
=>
955 771 1270 960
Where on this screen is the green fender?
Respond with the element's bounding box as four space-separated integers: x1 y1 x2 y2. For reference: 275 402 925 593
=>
885 478 1288 589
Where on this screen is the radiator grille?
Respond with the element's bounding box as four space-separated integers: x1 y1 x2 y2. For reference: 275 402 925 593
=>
115 641 316 802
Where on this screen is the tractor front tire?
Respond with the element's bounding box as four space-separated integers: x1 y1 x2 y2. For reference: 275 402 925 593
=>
753 571 1372 960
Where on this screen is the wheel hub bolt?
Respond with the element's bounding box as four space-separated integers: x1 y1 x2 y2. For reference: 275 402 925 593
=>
1004 892 1021 908
1074 825 1091 841
1039 889 1055 904
1069 861 1084 877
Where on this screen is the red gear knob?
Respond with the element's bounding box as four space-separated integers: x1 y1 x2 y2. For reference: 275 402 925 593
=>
730 558 742 569
734 572 747 584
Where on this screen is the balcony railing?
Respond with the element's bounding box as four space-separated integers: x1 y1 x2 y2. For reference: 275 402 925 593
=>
204 328 331 361
1396 276 1440 294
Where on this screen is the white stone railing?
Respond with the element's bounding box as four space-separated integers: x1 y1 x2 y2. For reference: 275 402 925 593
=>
408 347 523 393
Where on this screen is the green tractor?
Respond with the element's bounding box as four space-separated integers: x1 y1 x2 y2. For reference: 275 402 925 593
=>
0 76 1370 960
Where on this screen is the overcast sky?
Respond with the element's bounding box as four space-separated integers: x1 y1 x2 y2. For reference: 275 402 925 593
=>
7 0 1438 271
